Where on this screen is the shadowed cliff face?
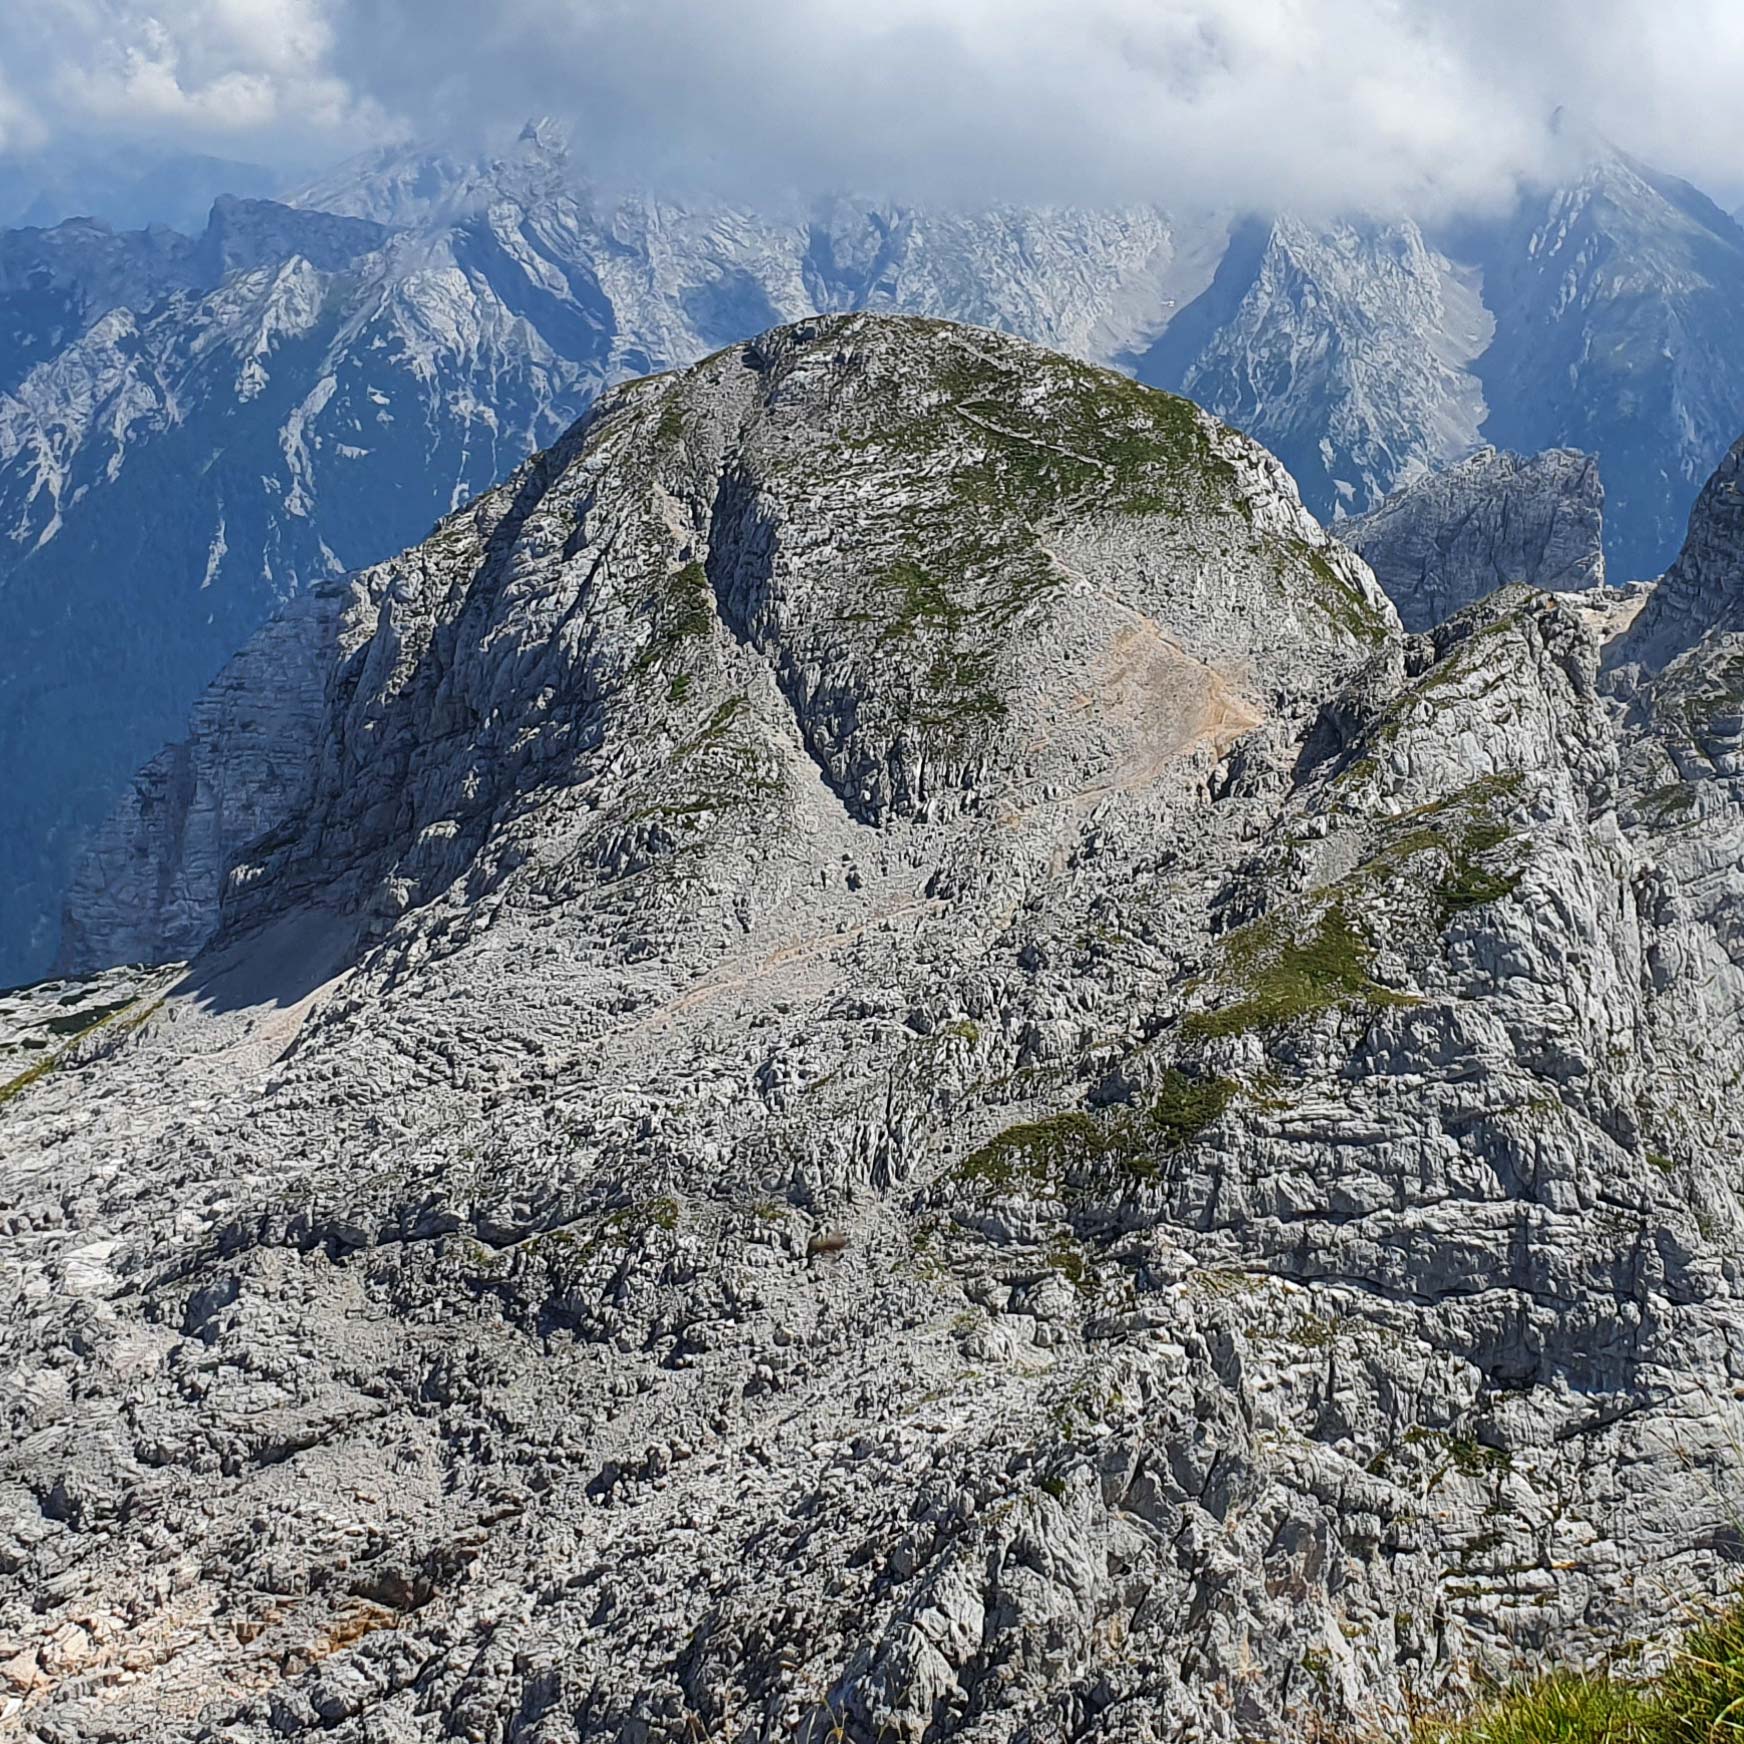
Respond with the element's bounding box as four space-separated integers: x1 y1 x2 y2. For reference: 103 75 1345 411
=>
7 315 1744 1744
1341 447 1607 632
1615 431 1744 673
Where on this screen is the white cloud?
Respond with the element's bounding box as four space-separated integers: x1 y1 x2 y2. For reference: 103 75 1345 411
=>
4 0 378 156
0 0 1740 215
0 63 45 154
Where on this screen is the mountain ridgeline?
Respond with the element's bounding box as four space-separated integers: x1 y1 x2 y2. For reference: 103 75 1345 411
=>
7 315 1744 1741
5 125 1744 980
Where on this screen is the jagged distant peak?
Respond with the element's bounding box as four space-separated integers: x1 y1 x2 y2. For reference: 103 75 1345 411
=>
285 137 487 227
516 115 573 152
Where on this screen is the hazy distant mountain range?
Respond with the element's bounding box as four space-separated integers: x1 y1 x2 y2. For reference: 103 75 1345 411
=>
3 119 1744 980
0 142 284 234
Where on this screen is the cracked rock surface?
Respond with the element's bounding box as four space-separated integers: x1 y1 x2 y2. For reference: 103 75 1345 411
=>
1340 446 1606 632
6 315 1744 1742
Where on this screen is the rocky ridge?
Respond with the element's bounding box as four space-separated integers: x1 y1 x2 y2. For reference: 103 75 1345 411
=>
7 315 1744 1741
1341 447 1606 632
9 123 1744 984
10 127 1744 990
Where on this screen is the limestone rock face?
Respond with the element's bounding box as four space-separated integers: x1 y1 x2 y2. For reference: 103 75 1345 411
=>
1615 431 1744 671
56 582 347 975
10 124 1744 987
6 316 1744 1744
1340 447 1606 631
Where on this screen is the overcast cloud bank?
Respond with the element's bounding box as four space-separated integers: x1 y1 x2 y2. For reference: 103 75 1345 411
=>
1 1 1740 219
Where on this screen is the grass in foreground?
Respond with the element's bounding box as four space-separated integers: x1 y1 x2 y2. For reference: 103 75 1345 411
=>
1423 1602 1744 1744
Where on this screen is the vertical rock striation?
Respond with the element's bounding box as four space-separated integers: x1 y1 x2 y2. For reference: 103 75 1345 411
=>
1340 446 1606 631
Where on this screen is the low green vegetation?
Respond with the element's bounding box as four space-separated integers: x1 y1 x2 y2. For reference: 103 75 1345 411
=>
953 1068 1237 1194
860 338 1237 523
824 333 1256 741
0 1054 55 1108
0 991 157 1109
664 562 713 641
1439 830 1521 912
1420 1600 1744 1744
1294 541 1392 645
955 1112 1111 1192
1423 1673 1645 1744
1145 1069 1238 1156
656 394 688 450
1639 783 1698 826
630 693 783 827
537 1197 682 1266
1670 651 1744 735
877 560 965 641
633 560 718 680
1184 905 1417 1040
1376 777 1526 917
42 995 137 1036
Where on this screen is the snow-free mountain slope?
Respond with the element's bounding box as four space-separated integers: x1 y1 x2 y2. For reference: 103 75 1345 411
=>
1341 447 1606 631
10 124 1744 985
7 316 1744 1741
1462 148 1744 582
1133 215 1495 519
0 128 1230 984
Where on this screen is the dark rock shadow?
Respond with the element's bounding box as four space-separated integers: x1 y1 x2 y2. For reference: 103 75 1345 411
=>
171 905 359 1017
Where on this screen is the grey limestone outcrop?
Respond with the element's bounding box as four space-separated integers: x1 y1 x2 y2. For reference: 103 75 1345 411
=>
1340 446 1605 631
6 316 1744 1742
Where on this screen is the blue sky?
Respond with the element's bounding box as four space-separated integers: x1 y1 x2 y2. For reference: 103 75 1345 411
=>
1 0 1741 215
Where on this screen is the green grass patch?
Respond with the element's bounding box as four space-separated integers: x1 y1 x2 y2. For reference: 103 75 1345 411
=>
952 1069 1237 1195
0 990 158 1109
0 1054 55 1107
656 394 688 450
542 1197 682 1266
1638 783 1698 829
633 562 716 676
877 560 966 642
1295 541 1392 644
1183 904 1417 1040
956 1112 1112 1192
1440 857 1521 912
1422 1674 1647 1744
1351 777 1525 919
1420 1599 1744 1744
665 563 713 641
1145 1069 1238 1156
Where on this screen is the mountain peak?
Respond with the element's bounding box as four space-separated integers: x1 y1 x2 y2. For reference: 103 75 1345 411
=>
517 115 572 152
16 309 1744 1743
216 313 1390 950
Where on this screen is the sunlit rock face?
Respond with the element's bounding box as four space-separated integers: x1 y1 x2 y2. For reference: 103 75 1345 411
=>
9 125 1744 982
9 315 1744 1743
